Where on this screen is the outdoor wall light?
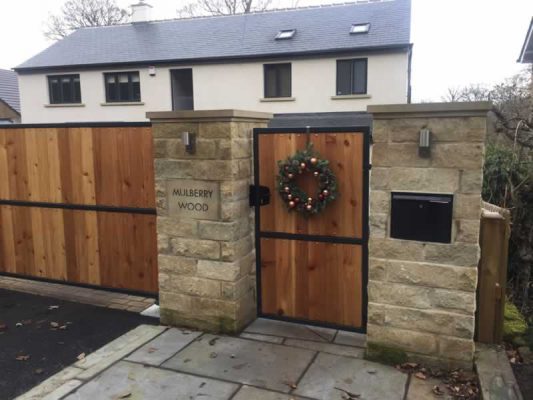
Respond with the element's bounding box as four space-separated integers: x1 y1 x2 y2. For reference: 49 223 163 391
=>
419 128 431 158
148 66 156 76
181 131 196 154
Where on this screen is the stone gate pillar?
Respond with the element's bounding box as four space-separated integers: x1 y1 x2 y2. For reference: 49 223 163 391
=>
366 102 492 368
147 110 272 333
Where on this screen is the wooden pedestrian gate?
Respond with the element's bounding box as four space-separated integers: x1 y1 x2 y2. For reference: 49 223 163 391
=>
253 127 369 331
0 123 158 294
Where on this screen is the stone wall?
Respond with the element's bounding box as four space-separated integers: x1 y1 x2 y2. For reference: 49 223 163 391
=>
366 102 492 368
148 110 272 333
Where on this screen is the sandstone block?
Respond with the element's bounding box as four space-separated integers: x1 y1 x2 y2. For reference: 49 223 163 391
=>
158 233 170 254
460 169 483 193
171 276 221 298
370 213 388 238
370 190 390 214
454 219 480 243
372 143 431 168
158 255 197 276
198 218 249 241
220 180 250 202
155 159 193 179
370 167 390 190
221 276 252 300
152 123 199 139
159 291 194 313
438 336 474 362
424 243 479 267
432 143 484 169
369 258 478 291
197 259 241 281
158 217 197 237
369 238 425 262
166 138 217 159
221 199 250 221
454 194 482 219
367 323 438 355
199 122 233 139
388 167 460 192
221 235 253 262
370 303 474 339
170 237 220 260
191 160 232 181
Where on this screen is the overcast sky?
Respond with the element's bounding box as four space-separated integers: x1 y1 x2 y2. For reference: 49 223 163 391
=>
0 0 531 101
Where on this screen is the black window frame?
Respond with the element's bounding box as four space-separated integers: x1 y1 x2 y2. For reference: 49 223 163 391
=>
336 58 368 96
47 74 81 104
104 71 141 103
263 63 292 98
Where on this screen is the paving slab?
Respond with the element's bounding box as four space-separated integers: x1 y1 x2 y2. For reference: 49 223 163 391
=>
333 330 366 348
125 328 202 366
294 352 408 400
75 325 167 380
245 318 336 342
63 361 238 400
284 338 364 358
42 380 83 400
239 332 285 344
406 376 454 399
16 366 84 400
162 334 316 393
232 385 310 400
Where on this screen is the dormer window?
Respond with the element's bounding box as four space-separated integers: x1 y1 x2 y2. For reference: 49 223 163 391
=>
276 29 296 40
350 23 370 34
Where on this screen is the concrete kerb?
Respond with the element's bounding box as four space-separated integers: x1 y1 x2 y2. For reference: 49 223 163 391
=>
15 325 167 400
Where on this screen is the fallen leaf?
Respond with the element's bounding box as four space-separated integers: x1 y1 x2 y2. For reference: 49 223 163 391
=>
415 371 427 380
113 391 131 399
59 325 67 330
209 352 217 359
16 355 30 361
15 322 22 327
432 385 445 396
147 347 158 353
0 323 7 331
50 322 59 328
34 368 44 375
334 387 360 399
209 337 219 346
77 353 86 360
48 305 59 310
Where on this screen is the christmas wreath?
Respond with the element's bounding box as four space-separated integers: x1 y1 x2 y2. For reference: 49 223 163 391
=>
277 143 338 215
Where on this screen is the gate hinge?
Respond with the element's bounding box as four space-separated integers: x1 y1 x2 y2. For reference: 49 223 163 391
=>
364 164 372 171
249 185 271 207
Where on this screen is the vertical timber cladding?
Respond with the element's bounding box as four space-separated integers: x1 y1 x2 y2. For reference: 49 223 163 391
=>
254 127 369 330
0 124 158 294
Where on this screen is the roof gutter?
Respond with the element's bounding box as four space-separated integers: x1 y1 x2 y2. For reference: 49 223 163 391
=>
14 44 412 74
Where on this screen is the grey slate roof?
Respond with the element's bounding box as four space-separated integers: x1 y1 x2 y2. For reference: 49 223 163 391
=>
518 17 533 63
16 0 411 71
0 69 20 113
269 112 372 128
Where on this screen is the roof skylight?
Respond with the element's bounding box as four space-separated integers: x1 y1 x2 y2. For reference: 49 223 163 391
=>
276 29 296 40
350 23 370 34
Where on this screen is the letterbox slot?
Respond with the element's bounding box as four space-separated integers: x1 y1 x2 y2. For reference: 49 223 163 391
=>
390 192 453 244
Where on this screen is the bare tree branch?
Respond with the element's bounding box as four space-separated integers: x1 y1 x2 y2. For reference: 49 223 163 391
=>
177 0 299 17
44 0 128 40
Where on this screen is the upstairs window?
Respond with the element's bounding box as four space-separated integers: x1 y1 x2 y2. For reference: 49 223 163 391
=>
104 71 141 102
336 58 368 95
264 63 292 98
48 74 81 104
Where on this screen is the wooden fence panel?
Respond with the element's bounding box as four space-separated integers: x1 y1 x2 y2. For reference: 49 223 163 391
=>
0 124 157 294
476 202 511 344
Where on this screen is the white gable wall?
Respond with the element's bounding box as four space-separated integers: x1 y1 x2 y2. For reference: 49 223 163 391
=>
18 51 409 123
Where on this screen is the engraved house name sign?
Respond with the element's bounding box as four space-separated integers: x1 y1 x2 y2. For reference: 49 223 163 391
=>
167 180 220 220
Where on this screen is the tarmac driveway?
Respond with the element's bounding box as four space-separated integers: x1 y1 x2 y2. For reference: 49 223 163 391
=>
0 288 156 400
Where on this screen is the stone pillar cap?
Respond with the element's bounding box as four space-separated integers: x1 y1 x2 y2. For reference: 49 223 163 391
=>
147 109 273 122
368 102 493 118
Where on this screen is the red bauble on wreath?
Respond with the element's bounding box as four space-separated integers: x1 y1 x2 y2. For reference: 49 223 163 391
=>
277 143 338 216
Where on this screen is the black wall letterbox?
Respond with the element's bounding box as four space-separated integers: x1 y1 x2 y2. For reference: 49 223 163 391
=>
390 192 453 244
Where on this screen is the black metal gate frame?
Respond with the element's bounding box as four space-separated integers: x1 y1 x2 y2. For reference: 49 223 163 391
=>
253 126 370 333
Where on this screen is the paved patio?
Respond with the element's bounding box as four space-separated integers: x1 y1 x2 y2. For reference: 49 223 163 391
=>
18 318 438 400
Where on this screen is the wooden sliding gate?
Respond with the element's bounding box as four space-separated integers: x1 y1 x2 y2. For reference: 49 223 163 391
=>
253 127 369 331
0 123 158 294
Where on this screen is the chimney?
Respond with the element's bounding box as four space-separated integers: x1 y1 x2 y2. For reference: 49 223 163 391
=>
131 1 153 23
